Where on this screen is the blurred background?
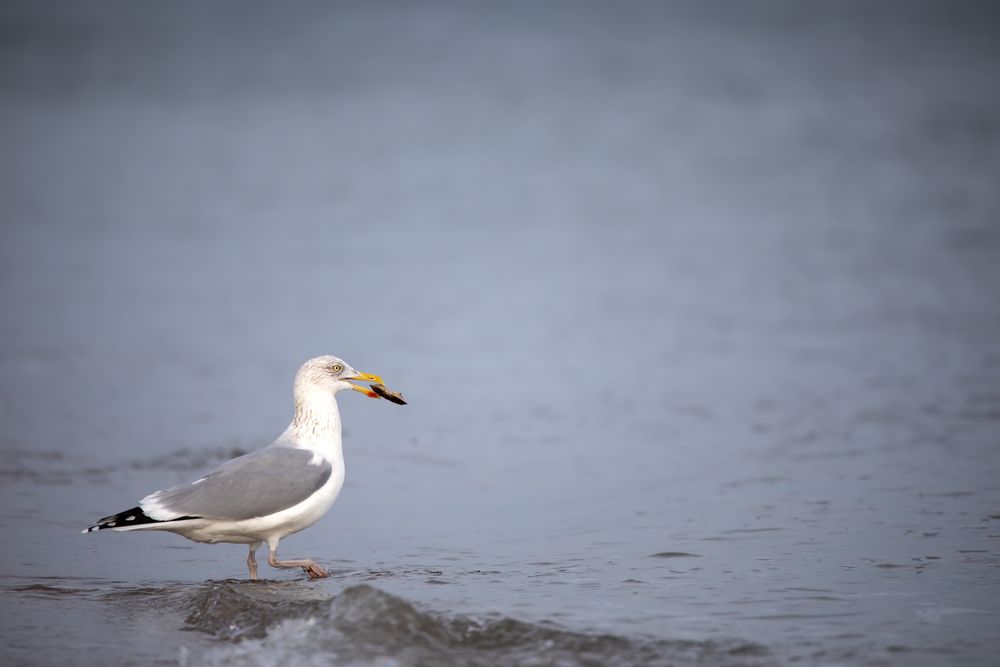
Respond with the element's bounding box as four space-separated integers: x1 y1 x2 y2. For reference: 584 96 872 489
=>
1 2 999 666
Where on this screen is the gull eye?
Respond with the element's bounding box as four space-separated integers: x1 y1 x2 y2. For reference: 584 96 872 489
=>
330 363 343 374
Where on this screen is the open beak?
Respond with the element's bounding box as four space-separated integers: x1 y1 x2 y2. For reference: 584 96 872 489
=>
347 371 384 399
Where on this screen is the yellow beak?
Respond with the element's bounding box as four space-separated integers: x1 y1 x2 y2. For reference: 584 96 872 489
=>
347 371 384 398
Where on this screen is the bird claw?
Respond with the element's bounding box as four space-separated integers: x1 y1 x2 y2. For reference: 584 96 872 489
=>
304 563 329 578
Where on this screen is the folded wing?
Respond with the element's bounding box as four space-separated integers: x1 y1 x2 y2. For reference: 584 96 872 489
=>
141 446 333 522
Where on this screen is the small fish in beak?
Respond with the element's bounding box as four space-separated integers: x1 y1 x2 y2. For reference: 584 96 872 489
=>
370 383 407 405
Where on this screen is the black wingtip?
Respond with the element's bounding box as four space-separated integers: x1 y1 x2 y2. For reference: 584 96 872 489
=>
83 506 201 533
83 506 149 533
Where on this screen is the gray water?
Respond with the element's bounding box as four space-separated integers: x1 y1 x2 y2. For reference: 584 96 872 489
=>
2 2 999 666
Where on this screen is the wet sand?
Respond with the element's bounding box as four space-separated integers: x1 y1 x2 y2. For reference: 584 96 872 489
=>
2 2 999 665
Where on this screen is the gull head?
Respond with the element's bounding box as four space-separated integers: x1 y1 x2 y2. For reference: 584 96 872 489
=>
295 355 384 399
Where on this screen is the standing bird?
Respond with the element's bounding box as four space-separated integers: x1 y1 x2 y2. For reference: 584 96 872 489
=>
84 356 403 580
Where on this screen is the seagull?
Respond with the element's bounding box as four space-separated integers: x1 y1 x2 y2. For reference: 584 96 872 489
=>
83 356 399 580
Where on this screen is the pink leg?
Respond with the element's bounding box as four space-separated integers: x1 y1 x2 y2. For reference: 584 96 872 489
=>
266 542 328 579
247 542 260 580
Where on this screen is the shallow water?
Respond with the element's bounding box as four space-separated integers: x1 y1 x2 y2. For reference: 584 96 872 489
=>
2 2 1000 666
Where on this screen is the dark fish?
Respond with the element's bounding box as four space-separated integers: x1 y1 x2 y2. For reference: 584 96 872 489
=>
371 383 407 405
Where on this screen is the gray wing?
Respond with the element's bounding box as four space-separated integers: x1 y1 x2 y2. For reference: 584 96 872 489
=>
140 446 332 521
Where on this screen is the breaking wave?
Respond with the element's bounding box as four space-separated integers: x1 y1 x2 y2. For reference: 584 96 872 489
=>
181 582 766 667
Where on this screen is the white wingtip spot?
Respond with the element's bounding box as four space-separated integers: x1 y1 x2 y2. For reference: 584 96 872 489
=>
125 515 135 521
107 521 116 527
